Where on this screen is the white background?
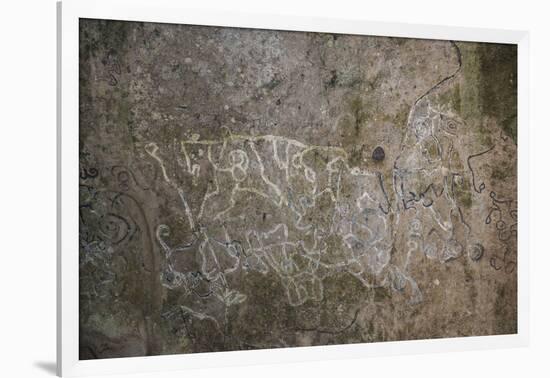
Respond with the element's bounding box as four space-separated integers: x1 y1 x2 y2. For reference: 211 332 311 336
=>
0 0 547 377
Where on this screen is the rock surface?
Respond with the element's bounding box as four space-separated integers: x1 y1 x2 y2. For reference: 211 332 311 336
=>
79 18 517 358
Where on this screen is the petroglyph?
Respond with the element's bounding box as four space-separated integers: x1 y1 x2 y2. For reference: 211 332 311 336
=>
147 132 398 307
78 19 518 358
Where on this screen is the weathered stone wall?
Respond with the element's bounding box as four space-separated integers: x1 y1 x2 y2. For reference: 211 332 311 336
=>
78 18 517 359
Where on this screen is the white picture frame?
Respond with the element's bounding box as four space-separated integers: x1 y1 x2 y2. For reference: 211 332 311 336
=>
57 0 530 376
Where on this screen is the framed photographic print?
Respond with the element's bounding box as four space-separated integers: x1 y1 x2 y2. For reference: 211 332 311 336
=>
57 0 529 376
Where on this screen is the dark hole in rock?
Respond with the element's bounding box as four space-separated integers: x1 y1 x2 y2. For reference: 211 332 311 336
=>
372 146 385 161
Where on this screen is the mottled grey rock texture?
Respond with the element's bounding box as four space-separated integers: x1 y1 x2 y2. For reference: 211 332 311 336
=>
79 18 517 359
